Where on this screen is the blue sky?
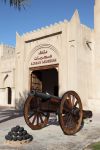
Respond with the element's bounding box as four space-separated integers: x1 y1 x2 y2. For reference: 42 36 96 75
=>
0 0 94 46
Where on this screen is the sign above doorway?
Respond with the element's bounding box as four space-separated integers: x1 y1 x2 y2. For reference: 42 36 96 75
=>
29 44 59 68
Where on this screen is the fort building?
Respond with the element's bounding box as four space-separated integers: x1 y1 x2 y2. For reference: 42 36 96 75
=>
0 0 100 113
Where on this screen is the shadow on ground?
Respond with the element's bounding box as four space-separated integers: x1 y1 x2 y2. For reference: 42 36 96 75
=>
48 118 59 126
0 107 23 123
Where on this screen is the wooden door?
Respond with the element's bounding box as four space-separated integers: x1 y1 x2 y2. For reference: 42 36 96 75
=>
30 72 42 92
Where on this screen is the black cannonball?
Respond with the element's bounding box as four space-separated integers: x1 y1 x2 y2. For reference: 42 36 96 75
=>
16 125 20 130
18 132 23 136
22 130 27 135
25 134 30 139
5 135 9 140
8 132 12 136
5 135 13 141
13 136 17 141
17 136 23 141
23 135 28 140
22 136 26 140
7 135 11 140
19 127 24 132
28 134 31 139
14 127 19 132
13 132 18 136
11 127 15 132
30 135 33 141
9 136 13 141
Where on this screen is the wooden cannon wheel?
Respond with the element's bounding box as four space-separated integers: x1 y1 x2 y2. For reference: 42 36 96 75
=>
24 95 50 130
59 91 83 135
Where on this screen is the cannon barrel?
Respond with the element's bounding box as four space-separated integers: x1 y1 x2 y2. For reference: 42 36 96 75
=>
29 90 61 101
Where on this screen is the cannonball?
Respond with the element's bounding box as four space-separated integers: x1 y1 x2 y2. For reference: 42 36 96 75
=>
9 136 13 141
11 127 15 132
13 136 17 141
8 132 12 136
18 132 23 136
19 127 24 132
14 127 19 132
22 130 27 135
23 135 28 140
13 132 18 136
25 134 30 139
16 125 20 130
30 135 33 141
5 135 9 140
22 136 26 140
5 135 13 141
17 136 23 141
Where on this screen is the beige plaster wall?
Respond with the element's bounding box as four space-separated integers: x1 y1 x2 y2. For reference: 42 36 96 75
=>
16 21 67 103
15 11 94 111
0 45 15 106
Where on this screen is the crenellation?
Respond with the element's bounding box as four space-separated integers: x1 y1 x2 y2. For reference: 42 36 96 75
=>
37 28 41 31
64 19 68 23
0 44 15 59
22 21 66 39
1 44 15 49
41 27 45 30
45 26 49 28
50 24 53 27
81 24 92 32
54 22 58 25
59 21 63 24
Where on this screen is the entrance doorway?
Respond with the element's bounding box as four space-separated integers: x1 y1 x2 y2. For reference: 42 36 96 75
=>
30 67 58 96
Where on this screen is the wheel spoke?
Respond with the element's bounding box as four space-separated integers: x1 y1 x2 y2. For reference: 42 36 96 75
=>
41 112 48 117
72 96 75 108
64 100 68 107
64 113 75 128
70 118 76 128
74 101 78 107
39 113 44 123
28 112 35 119
32 114 37 124
67 114 72 125
37 114 39 125
67 99 72 109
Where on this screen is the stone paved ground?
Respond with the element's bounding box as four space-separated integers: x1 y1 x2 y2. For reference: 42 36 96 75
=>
0 107 100 150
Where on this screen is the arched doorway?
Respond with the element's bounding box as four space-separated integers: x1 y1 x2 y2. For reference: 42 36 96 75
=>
30 66 58 96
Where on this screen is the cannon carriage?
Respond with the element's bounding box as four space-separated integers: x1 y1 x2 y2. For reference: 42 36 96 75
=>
24 90 88 135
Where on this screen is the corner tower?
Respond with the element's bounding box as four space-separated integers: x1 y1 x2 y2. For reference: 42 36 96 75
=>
94 0 100 101
94 0 100 33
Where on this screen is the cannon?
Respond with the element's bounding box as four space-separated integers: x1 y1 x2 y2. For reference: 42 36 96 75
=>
24 90 92 135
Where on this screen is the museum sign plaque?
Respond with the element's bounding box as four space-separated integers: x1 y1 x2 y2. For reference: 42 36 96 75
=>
29 47 58 67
